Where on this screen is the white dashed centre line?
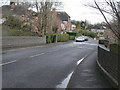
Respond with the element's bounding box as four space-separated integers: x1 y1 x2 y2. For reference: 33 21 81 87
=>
30 53 45 58
78 47 83 49
0 60 17 66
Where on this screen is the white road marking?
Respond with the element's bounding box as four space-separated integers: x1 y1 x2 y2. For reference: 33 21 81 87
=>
78 47 83 48
56 56 87 88
77 56 87 65
30 53 45 58
0 60 17 66
73 42 98 46
56 71 74 88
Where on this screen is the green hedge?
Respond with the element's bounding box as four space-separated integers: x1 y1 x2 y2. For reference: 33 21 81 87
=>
46 33 69 43
57 34 69 42
76 33 82 37
69 36 75 40
110 44 120 55
78 30 97 38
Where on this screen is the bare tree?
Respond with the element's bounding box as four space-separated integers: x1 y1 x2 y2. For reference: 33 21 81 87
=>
35 0 63 36
86 0 120 43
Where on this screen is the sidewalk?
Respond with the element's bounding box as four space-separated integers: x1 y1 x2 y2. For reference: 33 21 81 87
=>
67 51 114 89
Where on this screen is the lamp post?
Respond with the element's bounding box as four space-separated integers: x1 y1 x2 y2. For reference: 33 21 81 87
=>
50 8 52 43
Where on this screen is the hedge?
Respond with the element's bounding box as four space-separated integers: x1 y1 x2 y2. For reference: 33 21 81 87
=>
109 44 120 55
78 30 97 38
69 36 75 40
46 33 69 43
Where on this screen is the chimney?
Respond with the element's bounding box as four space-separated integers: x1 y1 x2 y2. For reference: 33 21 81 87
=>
10 2 15 10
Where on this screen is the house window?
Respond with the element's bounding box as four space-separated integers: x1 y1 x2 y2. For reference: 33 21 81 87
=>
63 21 67 24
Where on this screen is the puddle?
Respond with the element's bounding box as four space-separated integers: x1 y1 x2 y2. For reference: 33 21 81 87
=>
56 71 73 88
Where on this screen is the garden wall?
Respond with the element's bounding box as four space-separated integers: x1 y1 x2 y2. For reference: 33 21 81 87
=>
2 36 46 49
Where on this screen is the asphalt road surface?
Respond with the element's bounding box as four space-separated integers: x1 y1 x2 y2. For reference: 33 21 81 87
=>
2 39 104 88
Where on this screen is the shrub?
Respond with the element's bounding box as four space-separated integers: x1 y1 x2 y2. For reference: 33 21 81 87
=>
46 33 53 43
46 33 69 43
85 30 91 36
78 30 97 38
109 44 120 55
57 33 69 42
76 33 82 37
69 36 75 40
89 32 97 38
8 29 38 36
6 15 22 29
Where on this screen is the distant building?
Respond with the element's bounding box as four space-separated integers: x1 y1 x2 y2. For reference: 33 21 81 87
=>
56 12 71 33
86 25 105 37
86 25 104 32
1 5 71 34
71 22 76 31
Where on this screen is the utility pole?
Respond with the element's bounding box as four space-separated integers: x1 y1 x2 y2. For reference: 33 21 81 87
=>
50 7 52 43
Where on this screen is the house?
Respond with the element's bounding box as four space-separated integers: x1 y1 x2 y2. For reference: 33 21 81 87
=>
56 11 71 33
1 4 71 34
86 25 105 37
86 25 104 32
71 22 76 31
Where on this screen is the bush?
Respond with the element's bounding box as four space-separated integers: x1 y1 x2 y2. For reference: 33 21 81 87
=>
78 30 97 38
57 33 69 42
89 32 97 38
46 33 69 43
8 29 38 36
69 36 75 40
46 33 53 43
76 33 82 37
110 44 120 55
6 15 22 29
85 30 91 36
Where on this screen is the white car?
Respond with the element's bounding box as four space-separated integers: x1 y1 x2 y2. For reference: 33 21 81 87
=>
84 36 88 41
75 36 85 42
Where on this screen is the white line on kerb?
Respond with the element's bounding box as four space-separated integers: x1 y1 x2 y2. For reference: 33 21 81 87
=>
0 60 17 66
56 56 87 88
30 53 45 58
77 56 86 65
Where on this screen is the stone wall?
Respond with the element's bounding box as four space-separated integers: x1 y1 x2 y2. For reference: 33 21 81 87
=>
98 45 119 87
2 36 46 49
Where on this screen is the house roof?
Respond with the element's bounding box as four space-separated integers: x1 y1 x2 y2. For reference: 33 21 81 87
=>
86 25 101 30
1 5 27 16
71 21 76 25
57 12 70 21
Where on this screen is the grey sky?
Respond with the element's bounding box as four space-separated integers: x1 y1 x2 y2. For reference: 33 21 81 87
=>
1 0 119 24
61 0 110 24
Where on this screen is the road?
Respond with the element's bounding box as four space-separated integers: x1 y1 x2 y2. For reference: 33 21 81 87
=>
2 39 99 88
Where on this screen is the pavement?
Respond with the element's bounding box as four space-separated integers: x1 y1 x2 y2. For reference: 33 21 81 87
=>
1 39 113 89
67 50 113 89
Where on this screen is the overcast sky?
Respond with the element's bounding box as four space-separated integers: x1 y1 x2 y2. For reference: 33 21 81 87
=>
1 0 118 24
61 0 111 24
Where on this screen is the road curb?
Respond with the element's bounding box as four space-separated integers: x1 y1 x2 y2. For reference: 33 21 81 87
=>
1 41 74 54
66 50 97 89
96 59 119 88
